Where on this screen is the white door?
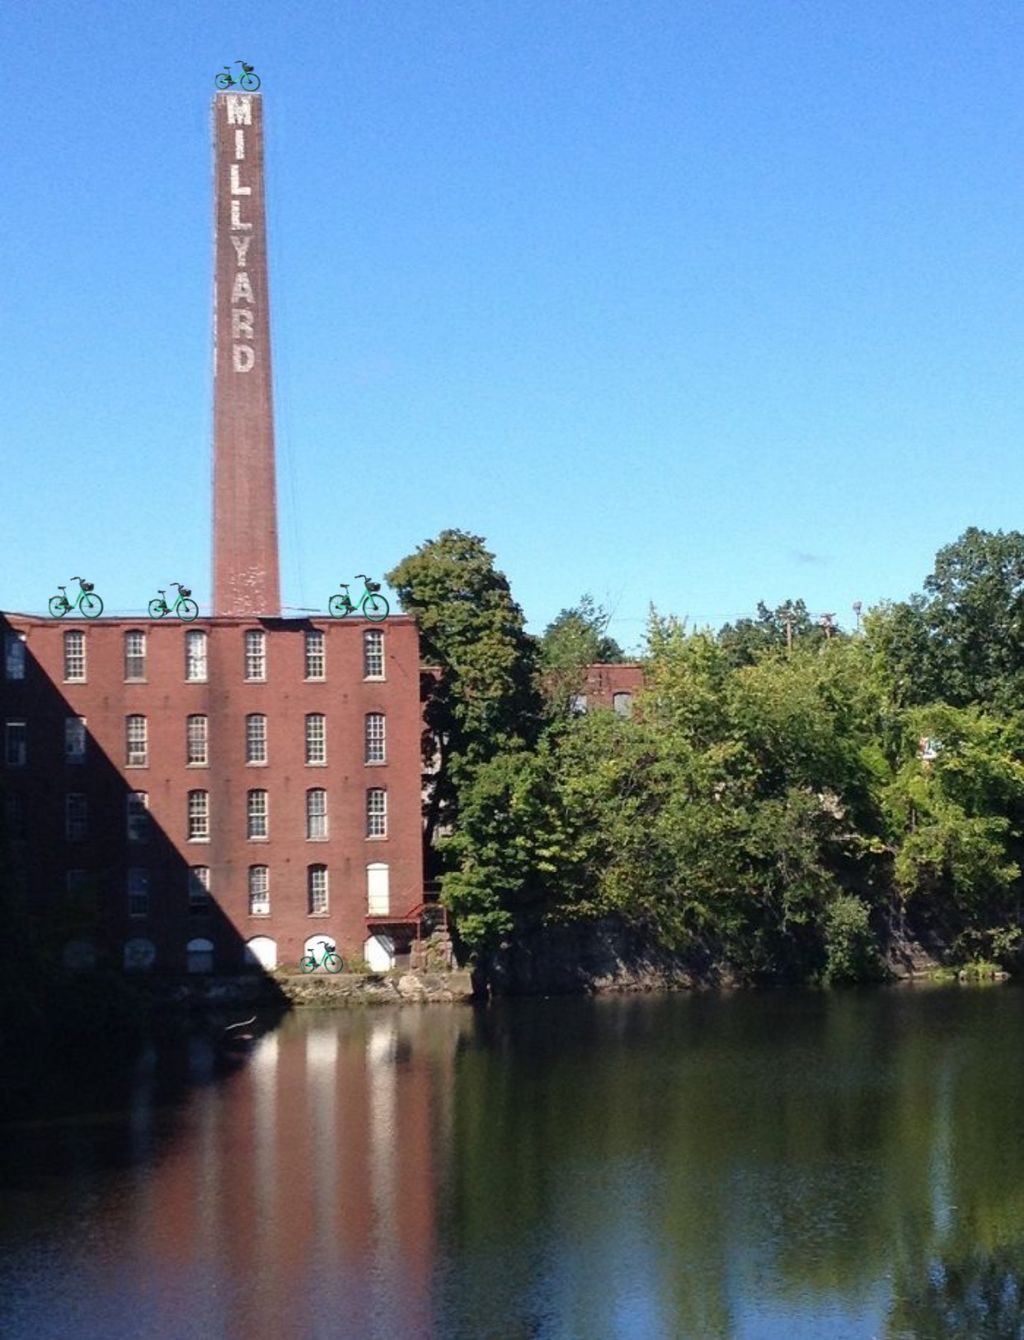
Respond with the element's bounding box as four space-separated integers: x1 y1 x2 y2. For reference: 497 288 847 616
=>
367 862 390 915
364 933 395 972
245 935 278 970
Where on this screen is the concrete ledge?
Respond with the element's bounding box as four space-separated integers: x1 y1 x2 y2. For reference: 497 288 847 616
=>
275 969 476 1006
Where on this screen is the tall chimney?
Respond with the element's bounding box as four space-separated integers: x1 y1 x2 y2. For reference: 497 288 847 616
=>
211 92 281 617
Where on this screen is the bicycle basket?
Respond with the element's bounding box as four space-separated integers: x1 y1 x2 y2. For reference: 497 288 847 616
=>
82 581 94 592
367 581 381 593
180 588 191 597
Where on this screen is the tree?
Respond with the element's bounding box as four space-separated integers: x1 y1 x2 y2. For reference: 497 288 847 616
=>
539 594 624 716
718 599 831 668
386 530 542 856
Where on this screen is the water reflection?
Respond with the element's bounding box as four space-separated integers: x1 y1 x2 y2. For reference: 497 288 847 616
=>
2 990 1024 1338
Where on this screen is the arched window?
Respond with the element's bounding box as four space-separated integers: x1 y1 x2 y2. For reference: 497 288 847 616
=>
308 865 329 915
363 629 384 678
123 937 156 972
367 862 390 915
247 789 268 839
365 713 386 764
306 789 328 840
246 713 267 764
305 713 326 765
126 714 147 766
185 629 207 681
124 630 146 681
249 865 270 915
187 938 214 974
63 630 86 682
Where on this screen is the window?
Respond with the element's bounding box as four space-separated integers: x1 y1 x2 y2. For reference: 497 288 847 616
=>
5 792 26 840
363 629 384 678
367 862 390 915
187 937 214 974
126 791 150 843
188 789 209 841
247 789 268 839
187 714 208 766
4 721 26 767
185 629 207 681
246 714 267 765
249 865 270 915
612 692 633 718
188 866 211 912
365 712 386 764
305 713 326 765
308 865 329 915
127 868 150 918
569 694 588 716
125 715 148 767
5 633 25 680
124 630 146 681
305 629 325 679
306 788 328 840
66 869 88 895
245 629 266 680
65 717 87 764
367 788 387 838
63 630 85 682
66 793 88 841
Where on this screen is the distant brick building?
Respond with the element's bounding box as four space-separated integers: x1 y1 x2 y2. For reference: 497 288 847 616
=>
570 663 645 716
0 92 425 974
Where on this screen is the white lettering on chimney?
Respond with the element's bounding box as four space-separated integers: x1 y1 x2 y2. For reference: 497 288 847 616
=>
232 272 254 303
230 200 252 230
235 130 245 160
230 164 251 196
226 96 252 126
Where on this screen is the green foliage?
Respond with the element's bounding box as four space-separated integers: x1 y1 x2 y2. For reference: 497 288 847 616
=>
822 893 882 985
540 593 625 715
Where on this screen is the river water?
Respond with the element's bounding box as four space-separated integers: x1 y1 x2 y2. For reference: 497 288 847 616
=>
2 987 1024 1339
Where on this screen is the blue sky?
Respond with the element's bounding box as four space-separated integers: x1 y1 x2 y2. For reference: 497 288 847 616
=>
4 1 1024 653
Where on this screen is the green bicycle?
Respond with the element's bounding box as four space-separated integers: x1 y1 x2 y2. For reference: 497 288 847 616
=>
215 60 261 91
300 942 344 974
328 574 389 622
49 577 103 619
149 582 199 622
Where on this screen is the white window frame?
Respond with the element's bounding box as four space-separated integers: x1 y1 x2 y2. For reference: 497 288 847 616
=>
127 867 150 918
246 713 267 765
188 789 209 842
367 862 390 915
63 630 86 683
249 865 270 916
188 865 211 912
304 629 325 680
5 633 26 681
306 788 328 840
126 791 150 843
124 630 147 682
305 713 326 766
187 714 208 767
365 712 386 764
65 716 87 765
308 865 329 916
4 720 26 768
66 793 88 841
126 714 148 767
247 789 268 840
244 629 266 681
363 629 384 679
367 788 387 839
185 629 208 682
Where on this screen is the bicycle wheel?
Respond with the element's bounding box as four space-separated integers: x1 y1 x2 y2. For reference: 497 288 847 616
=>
327 594 350 619
177 598 199 622
362 594 389 622
324 952 343 974
80 593 103 618
148 599 167 619
215 73 232 89
48 595 68 618
300 955 317 974
241 73 260 91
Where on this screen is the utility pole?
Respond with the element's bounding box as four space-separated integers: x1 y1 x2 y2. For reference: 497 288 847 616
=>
819 612 835 639
781 611 794 655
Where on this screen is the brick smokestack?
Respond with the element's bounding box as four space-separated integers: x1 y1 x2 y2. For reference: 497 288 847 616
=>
211 92 281 617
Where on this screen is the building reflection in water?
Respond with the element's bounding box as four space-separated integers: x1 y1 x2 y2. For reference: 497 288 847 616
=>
116 1007 465 1340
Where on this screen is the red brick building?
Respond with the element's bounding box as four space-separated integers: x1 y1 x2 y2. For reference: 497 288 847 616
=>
0 91 425 974
571 663 645 715
1 614 425 973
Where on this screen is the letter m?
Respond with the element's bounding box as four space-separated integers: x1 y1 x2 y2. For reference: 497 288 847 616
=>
225 96 252 126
